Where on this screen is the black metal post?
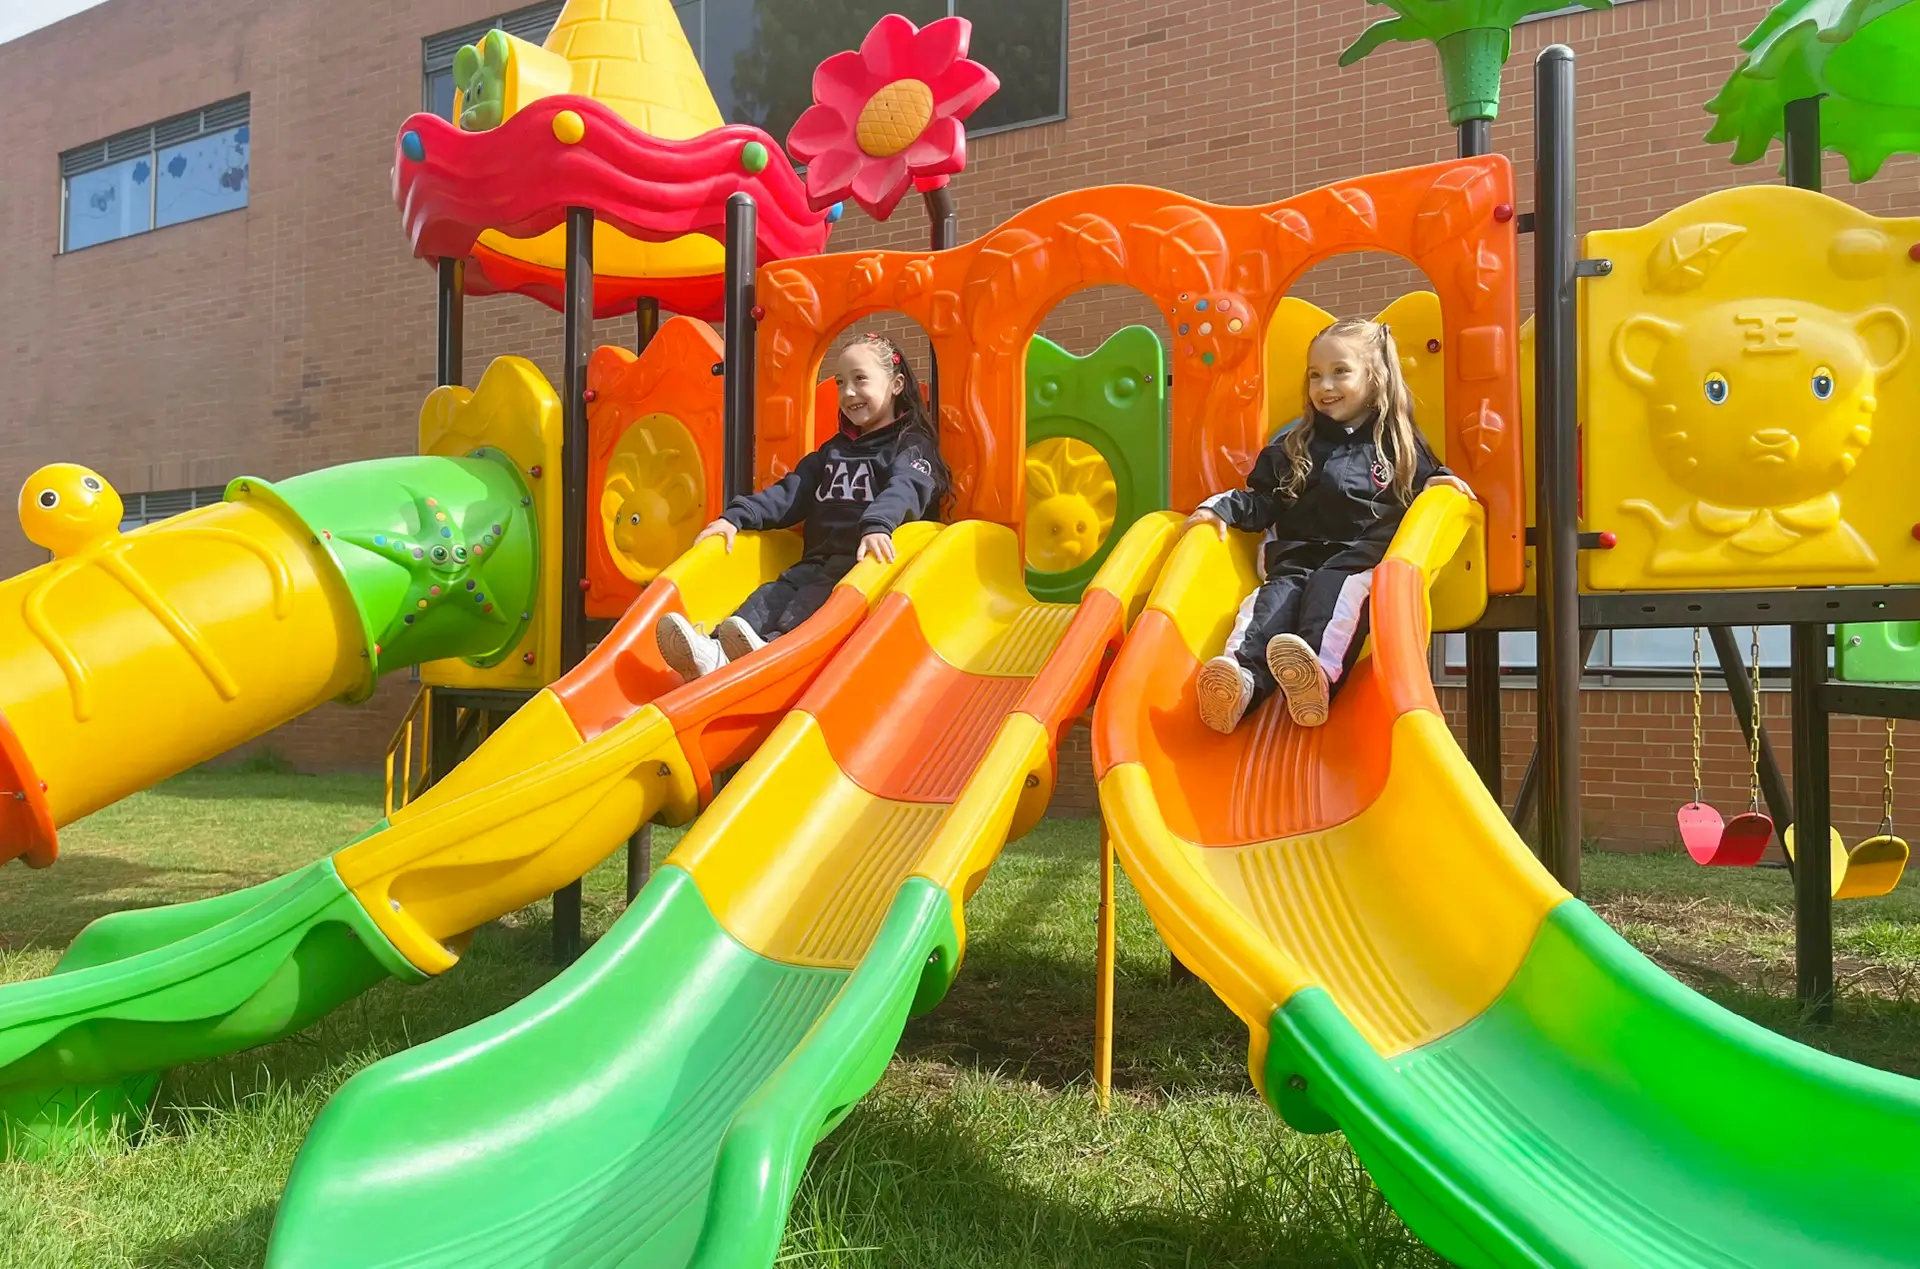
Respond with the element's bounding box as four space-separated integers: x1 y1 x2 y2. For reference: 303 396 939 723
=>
1533 46 1583 894
1783 96 1823 193
1707 625 1795 865
635 296 660 353
1791 624 1834 1022
722 193 758 502
923 184 958 420
1509 628 1597 834
626 823 652 904
1455 115 1506 805
552 205 595 966
435 258 464 387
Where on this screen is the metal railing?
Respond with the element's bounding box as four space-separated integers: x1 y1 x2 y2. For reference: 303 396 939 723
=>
385 685 433 817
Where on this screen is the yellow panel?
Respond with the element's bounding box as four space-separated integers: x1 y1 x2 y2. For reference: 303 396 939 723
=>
478 222 723 283
1265 296 1336 436
419 357 565 690
1145 523 1264 663
0 498 362 825
340 702 698 973
1024 437 1117 572
666 711 945 969
1582 186 1920 590
600 411 709 584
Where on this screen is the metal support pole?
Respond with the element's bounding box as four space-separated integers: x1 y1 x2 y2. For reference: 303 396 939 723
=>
626 823 652 904
435 257 464 387
1094 824 1115 1112
635 296 660 353
1456 117 1492 159
1708 625 1795 863
1791 624 1834 1022
1533 47 1583 894
1783 96 1823 193
552 205 595 966
1508 628 1597 834
923 184 958 420
722 193 759 502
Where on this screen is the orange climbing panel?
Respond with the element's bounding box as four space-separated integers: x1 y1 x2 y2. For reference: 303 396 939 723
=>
755 157 1525 594
584 317 727 619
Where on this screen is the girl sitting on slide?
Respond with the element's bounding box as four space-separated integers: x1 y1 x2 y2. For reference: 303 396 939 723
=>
1186 318 1476 733
656 332 951 682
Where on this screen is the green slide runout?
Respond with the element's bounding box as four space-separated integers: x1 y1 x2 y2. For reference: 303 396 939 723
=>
1264 901 1920 1269
0 856 420 1158
266 869 959 1269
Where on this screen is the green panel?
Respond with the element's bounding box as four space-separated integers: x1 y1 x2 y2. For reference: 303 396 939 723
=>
1836 621 1920 681
1266 901 1920 1268
1024 326 1167 604
1706 0 1920 182
0 859 417 1154
229 450 539 687
267 868 960 1269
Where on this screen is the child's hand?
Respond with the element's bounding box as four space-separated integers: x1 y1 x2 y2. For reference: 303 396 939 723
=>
857 532 895 564
693 518 738 552
1185 508 1230 540
1424 475 1477 501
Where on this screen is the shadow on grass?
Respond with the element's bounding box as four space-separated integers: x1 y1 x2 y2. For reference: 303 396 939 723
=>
0 853 245 954
788 1077 1440 1269
133 1202 277 1269
146 771 383 806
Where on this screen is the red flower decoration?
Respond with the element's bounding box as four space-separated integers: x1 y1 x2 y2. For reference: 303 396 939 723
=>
786 14 999 222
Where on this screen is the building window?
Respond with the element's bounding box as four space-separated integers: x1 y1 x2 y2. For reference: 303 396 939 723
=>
60 97 249 252
1438 626 1795 684
423 1 1066 139
120 486 228 531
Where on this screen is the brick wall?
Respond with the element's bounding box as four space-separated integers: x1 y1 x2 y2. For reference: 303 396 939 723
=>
5 0 1918 846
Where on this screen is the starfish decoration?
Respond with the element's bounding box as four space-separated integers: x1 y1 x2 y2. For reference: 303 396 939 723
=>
333 484 521 667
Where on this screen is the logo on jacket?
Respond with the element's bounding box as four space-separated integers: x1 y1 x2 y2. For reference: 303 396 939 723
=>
818 460 876 502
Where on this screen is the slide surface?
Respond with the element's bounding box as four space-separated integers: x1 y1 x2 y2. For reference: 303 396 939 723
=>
1095 490 1920 1269
0 527 933 1152
264 515 1180 1269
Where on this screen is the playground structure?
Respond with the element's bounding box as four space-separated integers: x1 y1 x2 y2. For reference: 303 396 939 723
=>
0 0 1917 1266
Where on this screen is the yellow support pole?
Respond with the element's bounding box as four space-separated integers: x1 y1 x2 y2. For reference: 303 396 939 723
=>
1095 820 1115 1112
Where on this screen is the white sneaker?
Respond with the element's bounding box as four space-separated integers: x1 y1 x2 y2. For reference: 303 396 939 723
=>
1266 634 1330 727
1196 655 1256 734
716 616 767 663
656 612 727 682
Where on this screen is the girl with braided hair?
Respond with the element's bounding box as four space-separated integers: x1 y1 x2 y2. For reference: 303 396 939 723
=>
656 331 951 680
1185 318 1476 732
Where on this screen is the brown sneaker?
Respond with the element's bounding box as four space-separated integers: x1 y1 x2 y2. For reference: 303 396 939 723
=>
1266 634 1330 727
1196 655 1255 734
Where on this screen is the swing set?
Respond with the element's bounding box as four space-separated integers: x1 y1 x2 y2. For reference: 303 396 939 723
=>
1680 625 1910 899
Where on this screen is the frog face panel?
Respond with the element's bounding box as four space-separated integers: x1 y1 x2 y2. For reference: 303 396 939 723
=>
452 29 510 132
18 463 124 557
1614 300 1909 509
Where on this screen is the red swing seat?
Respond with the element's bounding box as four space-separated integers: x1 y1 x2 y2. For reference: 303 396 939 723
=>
1678 802 1773 867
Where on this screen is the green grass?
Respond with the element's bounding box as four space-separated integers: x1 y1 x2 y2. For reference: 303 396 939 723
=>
1 773 1916 1267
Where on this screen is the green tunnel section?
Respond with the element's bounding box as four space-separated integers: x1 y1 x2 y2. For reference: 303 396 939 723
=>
231 450 539 687
1836 620 1920 681
266 868 960 1269
1264 901 1920 1269
1023 326 1168 604
0 852 420 1160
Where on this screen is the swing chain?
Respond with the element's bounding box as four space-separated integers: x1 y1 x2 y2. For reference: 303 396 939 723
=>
1689 626 1704 805
1881 717 1897 839
1747 625 1764 813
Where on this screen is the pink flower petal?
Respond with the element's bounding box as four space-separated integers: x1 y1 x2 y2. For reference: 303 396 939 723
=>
858 12 920 81
786 103 849 161
852 153 912 221
804 145 864 208
812 50 877 116
911 16 969 78
928 59 1000 120
904 115 965 176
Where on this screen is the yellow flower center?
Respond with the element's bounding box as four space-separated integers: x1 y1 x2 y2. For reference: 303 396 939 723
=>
856 79 935 157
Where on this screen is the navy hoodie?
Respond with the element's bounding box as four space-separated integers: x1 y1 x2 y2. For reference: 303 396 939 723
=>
722 414 940 559
1201 409 1451 576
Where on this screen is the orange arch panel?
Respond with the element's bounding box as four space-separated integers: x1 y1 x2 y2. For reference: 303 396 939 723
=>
755 158 1523 594
584 317 727 618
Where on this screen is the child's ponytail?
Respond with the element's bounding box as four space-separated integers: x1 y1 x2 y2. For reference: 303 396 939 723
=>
850 331 954 518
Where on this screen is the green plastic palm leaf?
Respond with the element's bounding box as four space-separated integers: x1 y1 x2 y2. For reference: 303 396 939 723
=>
1704 0 1920 181
1340 0 1612 125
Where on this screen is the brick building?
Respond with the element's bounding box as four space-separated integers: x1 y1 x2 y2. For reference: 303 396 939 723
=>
2 0 1915 848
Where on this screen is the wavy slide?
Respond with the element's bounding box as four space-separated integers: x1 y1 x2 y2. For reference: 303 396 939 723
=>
263 515 1180 1269
1096 490 1920 1268
0 526 937 1153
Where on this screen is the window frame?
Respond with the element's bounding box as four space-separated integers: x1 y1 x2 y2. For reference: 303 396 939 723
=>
119 485 230 531
58 96 250 254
